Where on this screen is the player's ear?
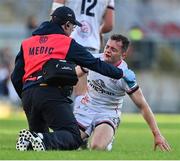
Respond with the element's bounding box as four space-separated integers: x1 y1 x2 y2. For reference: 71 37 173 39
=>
65 21 70 28
122 52 127 59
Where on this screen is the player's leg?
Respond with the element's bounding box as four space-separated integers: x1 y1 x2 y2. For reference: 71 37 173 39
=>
90 113 120 151
90 123 114 150
73 99 94 149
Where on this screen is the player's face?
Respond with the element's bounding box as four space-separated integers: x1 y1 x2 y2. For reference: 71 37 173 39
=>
103 39 124 65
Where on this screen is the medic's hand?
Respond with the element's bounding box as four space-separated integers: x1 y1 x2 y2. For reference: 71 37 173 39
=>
123 69 136 88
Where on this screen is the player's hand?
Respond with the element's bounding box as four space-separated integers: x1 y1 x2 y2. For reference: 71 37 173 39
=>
75 66 88 77
154 134 171 152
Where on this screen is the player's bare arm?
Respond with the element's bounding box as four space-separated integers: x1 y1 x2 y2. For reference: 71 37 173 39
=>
53 0 65 4
100 7 114 49
129 88 171 152
100 8 114 34
52 0 65 11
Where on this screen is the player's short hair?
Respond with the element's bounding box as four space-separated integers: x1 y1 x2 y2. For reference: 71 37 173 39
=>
110 34 130 52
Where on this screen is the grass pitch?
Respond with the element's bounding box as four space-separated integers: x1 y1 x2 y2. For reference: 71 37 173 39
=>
0 113 180 160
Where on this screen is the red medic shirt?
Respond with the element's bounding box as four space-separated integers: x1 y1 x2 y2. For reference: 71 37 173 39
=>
22 34 72 82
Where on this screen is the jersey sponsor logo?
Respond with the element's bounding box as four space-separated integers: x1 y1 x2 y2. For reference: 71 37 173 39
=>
88 79 115 96
109 78 118 84
29 46 54 55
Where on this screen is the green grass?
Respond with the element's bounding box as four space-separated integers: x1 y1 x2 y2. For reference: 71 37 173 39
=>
0 113 180 160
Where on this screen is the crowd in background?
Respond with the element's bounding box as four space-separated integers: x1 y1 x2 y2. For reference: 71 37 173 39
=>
0 47 12 97
0 9 39 104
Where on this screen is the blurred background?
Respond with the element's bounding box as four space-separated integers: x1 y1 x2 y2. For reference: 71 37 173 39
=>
0 0 180 117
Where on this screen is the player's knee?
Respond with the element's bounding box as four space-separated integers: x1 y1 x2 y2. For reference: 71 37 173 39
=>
90 142 106 150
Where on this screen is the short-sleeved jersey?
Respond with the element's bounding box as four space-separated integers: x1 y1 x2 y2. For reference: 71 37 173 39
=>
64 0 114 51
83 55 138 112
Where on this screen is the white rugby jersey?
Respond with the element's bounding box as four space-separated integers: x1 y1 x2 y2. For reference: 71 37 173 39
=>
64 0 114 51
83 58 138 111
